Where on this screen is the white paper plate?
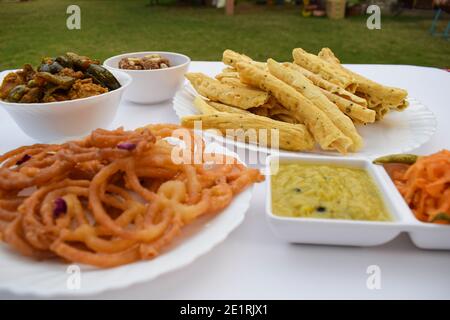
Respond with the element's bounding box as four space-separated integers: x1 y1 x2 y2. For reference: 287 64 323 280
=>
173 86 437 158
0 143 254 297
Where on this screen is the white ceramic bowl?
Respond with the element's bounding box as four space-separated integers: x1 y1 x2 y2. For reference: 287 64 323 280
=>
103 51 190 104
0 69 131 143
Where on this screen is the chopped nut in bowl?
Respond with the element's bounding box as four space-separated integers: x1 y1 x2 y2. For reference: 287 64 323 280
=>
104 51 190 104
119 54 171 70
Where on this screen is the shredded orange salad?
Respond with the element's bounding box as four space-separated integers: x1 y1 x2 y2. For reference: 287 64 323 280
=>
392 150 450 224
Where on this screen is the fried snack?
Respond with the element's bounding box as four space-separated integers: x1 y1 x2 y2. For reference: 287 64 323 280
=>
319 88 376 124
292 48 357 92
271 114 298 124
181 112 314 151
268 104 294 117
193 96 218 115
218 76 261 91
249 101 299 124
222 67 237 73
208 101 250 115
318 48 408 119
283 62 367 107
185 73 269 110
193 91 260 116
219 77 250 88
0 125 263 267
215 71 240 81
222 49 266 70
267 59 363 151
236 61 352 153
248 106 270 117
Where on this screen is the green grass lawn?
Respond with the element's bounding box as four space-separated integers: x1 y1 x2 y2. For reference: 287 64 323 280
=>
0 0 449 70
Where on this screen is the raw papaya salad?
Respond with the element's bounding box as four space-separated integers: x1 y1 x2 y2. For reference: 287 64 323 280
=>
374 150 450 224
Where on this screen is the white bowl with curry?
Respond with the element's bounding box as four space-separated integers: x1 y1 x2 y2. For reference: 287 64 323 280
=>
0 69 131 143
0 53 132 142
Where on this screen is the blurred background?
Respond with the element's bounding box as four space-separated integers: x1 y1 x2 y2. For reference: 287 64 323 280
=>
0 0 449 70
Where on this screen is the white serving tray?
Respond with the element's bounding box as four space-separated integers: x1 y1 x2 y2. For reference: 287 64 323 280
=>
265 154 450 250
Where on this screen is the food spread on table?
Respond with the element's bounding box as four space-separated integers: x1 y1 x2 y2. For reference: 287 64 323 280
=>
374 150 450 225
0 52 121 103
183 48 409 154
0 124 263 267
119 54 171 70
271 162 391 221
0 46 447 276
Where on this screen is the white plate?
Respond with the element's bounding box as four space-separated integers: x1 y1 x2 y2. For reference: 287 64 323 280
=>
0 143 254 297
173 85 437 158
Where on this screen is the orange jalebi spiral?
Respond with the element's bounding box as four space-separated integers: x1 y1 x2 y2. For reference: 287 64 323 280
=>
0 124 263 267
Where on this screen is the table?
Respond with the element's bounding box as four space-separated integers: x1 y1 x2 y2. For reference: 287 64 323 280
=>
0 62 449 299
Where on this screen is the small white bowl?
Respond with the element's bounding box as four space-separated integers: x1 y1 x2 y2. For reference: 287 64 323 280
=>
0 69 131 143
265 154 405 247
103 51 190 104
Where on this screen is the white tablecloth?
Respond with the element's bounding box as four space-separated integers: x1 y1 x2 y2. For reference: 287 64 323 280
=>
0 62 449 299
